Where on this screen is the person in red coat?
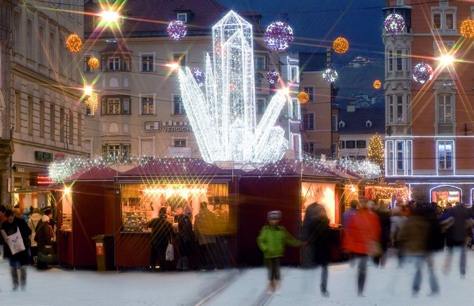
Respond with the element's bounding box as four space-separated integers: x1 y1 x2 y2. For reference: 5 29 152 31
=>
343 199 381 296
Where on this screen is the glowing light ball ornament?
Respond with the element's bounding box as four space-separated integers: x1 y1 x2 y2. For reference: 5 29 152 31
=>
322 68 338 83
266 70 280 85
177 11 291 166
412 62 433 84
192 68 205 86
87 56 100 70
460 19 474 38
297 92 310 104
65 34 83 53
167 20 187 40
332 36 349 54
373 80 382 89
264 21 294 51
384 13 406 35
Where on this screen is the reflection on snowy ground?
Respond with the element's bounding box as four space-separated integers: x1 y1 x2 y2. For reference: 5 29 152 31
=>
1 251 473 306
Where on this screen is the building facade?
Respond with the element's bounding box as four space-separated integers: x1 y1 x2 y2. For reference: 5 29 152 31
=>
299 52 337 158
0 1 86 207
384 0 474 206
338 104 385 160
83 1 302 161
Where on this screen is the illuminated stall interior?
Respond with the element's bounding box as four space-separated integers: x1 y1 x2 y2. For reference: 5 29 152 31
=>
364 184 409 207
120 182 234 234
301 182 337 225
60 186 73 231
342 184 359 208
430 185 462 207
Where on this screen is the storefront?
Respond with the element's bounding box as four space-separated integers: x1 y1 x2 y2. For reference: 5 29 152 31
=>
406 181 474 208
364 183 409 207
430 185 462 207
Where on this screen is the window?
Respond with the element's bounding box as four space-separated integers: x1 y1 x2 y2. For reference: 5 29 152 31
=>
13 12 20 49
396 50 403 71
177 13 188 23
108 57 121 71
433 13 441 29
38 25 45 64
257 98 267 115
304 142 315 154
438 140 454 170
173 95 185 115
356 140 366 148
50 104 55 141
84 55 92 72
141 96 155 115
346 141 355 149
39 100 45 138
303 87 314 103
60 107 65 143
173 53 186 66
141 54 154 72
438 94 453 124
290 65 299 83
28 96 33 136
174 139 186 147
26 19 33 59
396 95 404 123
386 140 412 176
388 50 393 72
49 32 55 67
331 114 338 131
77 113 82 146
102 144 131 160
101 96 131 115
445 12 454 30
303 113 314 130
15 91 21 132
68 110 74 144
387 96 394 124
255 55 266 71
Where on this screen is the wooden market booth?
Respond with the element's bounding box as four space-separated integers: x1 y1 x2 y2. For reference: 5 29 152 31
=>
56 158 358 269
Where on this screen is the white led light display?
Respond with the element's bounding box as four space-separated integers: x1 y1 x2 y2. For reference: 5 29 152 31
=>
178 11 289 167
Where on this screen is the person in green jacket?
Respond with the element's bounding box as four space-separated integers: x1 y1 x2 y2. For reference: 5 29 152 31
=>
257 210 302 293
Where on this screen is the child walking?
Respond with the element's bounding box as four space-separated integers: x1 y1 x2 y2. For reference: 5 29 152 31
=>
257 210 302 293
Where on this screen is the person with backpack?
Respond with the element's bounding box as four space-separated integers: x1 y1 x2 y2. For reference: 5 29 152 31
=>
35 208 54 269
257 210 302 293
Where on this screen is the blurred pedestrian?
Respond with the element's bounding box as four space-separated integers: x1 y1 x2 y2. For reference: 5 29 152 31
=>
441 202 474 277
0 209 31 291
28 208 43 264
343 199 381 296
35 208 55 269
372 201 391 266
176 206 194 270
399 204 439 296
148 207 173 271
390 206 407 267
302 203 331 297
0 205 6 259
195 202 218 270
343 200 358 228
257 210 302 293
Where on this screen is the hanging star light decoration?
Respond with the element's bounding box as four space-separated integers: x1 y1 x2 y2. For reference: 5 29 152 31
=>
178 11 290 167
412 62 433 84
192 67 205 86
65 33 83 53
384 13 406 35
87 56 100 70
460 19 474 39
322 68 338 83
332 36 349 54
167 20 187 40
264 21 294 51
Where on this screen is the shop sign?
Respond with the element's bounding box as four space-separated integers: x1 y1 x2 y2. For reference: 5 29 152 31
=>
34 151 53 162
144 121 191 133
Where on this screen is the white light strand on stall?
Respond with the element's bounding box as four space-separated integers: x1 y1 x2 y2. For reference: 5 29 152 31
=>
177 11 289 167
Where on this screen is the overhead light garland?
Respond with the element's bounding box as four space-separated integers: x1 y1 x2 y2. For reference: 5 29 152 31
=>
87 56 100 70
332 36 349 54
322 68 338 83
384 13 406 35
460 19 474 39
373 79 382 89
65 33 83 53
412 62 433 84
265 70 280 85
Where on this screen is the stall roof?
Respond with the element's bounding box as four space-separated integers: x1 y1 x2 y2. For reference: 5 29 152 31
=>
68 166 119 181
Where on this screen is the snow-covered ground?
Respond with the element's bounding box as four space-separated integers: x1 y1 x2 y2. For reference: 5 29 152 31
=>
1 251 474 306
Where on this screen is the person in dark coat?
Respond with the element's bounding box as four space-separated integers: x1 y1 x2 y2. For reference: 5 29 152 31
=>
372 201 391 266
148 207 173 271
441 202 473 277
35 209 55 269
175 206 194 270
302 203 331 297
0 209 31 291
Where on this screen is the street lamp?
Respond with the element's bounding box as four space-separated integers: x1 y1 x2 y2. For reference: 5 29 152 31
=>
437 53 455 67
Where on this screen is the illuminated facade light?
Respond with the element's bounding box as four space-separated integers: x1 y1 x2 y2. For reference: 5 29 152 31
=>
177 11 290 167
63 186 72 195
166 62 180 71
83 84 93 97
100 9 120 24
437 53 455 67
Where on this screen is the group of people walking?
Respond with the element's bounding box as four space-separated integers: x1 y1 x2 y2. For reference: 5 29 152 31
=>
148 202 225 272
0 205 55 291
257 198 474 296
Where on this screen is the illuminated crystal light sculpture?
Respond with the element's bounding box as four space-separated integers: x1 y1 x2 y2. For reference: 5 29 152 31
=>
178 11 289 166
